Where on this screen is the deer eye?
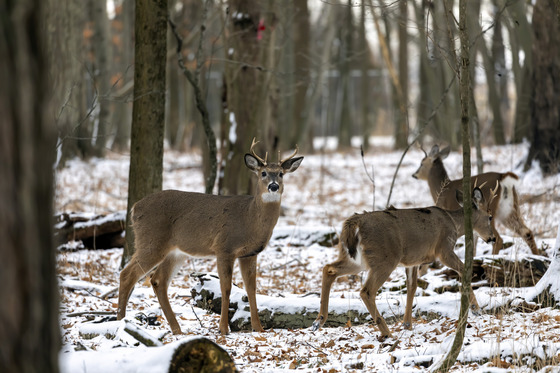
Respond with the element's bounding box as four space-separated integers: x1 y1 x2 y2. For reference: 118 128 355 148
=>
279 172 283 178
261 171 267 177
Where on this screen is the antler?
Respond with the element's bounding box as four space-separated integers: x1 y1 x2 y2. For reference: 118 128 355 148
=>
488 180 499 205
279 145 299 164
250 138 268 166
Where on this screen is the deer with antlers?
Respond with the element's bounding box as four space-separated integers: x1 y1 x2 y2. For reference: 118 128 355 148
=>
117 139 303 335
312 188 495 339
413 145 538 255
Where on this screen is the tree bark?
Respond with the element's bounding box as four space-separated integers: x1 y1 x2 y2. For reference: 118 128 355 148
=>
0 1 60 371
122 0 167 265
220 0 275 196
524 0 560 175
90 0 113 156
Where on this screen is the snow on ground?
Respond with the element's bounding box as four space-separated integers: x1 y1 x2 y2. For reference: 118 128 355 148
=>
56 140 560 372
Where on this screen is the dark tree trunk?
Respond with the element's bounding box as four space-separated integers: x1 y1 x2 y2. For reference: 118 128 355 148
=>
220 0 275 196
122 0 167 265
0 1 60 371
524 0 560 175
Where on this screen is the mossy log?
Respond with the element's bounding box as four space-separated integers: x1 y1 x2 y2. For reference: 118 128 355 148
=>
191 273 370 331
435 255 550 289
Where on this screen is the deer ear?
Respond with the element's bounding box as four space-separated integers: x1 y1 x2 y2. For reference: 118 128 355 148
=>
439 146 450 159
281 156 304 174
455 189 464 207
429 145 440 157
244 154 263 172
471 187 483 210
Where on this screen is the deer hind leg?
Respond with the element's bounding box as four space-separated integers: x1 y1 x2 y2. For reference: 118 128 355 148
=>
117 251 165 321
502 191 539 255
360 264 396 340
217 257 235 335
403 266 418 329
238 255 264 333
311 257 362 331
150 250 187 335
438 248 480 312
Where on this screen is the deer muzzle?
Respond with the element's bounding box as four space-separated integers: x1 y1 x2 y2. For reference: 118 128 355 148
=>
268 183 279 193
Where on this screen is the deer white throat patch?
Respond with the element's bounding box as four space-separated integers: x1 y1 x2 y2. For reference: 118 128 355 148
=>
496 175 518 220
261 192 282 203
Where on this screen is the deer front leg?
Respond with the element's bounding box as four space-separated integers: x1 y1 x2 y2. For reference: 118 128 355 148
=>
312 259 360 331
238 255 264 332
491 220 503 255
439 248 480 313
217 258 234 335
403 266 418 329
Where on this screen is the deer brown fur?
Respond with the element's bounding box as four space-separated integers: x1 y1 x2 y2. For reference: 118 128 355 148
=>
117 139 303 335
413 145 538 255
312 188 495 339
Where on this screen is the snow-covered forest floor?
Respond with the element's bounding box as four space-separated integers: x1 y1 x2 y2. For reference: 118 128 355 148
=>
56 139 560 372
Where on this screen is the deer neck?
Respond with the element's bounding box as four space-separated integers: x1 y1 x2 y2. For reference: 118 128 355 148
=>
250 192 282 229
429 159 451 201
445 208 467 239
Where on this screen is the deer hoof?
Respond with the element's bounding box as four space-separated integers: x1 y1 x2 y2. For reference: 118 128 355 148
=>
403 322 411 330
311 320 322 332
470 305 481 316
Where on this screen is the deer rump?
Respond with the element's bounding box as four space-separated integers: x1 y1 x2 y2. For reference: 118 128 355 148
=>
341 207 452 268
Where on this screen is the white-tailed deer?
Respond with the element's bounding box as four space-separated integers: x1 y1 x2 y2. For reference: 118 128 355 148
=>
311 188 495 340
413 145 538 255
117 139 303 335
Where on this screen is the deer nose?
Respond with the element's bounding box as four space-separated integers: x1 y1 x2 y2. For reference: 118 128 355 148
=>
268 183 279 192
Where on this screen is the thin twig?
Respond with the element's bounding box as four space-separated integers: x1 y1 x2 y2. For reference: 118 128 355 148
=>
191 303 205 329
66 311 116 317
360 145 375 210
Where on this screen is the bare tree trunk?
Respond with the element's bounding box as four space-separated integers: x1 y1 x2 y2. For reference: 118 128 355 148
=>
220 0 276 196
112 0 134 151
49 0 86 166
122 0 167 265
524 0 560 175
507 0 533 143
0 1 60 371
337 0 354 150
360 0 373 151
394 0 409 149
434 0 473 369
90 0 113 156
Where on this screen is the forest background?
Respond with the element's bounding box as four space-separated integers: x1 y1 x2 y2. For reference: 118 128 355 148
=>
1 0 560 372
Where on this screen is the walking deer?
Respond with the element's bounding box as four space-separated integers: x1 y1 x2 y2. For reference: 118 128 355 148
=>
311 188 495 340
117 139 303 335
413 145 538 255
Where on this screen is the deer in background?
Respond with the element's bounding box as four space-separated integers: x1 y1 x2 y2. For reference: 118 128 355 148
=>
413 145 538 255
311 188 495 340
117 139 303 335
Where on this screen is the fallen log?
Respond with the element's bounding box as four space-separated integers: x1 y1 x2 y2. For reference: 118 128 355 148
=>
434 255 550 289
63 336 237 373
190 273 371 332
54 211 126 250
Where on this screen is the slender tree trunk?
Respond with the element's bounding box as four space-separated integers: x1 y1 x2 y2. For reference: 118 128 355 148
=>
337 0 353 150
90 0 113 156
122 0 167 266
434 0 473 369
360 0 373 151
49 0 86 166
0 1 60 371
395 0 408 149
112 0 134 151
507 0 533 143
